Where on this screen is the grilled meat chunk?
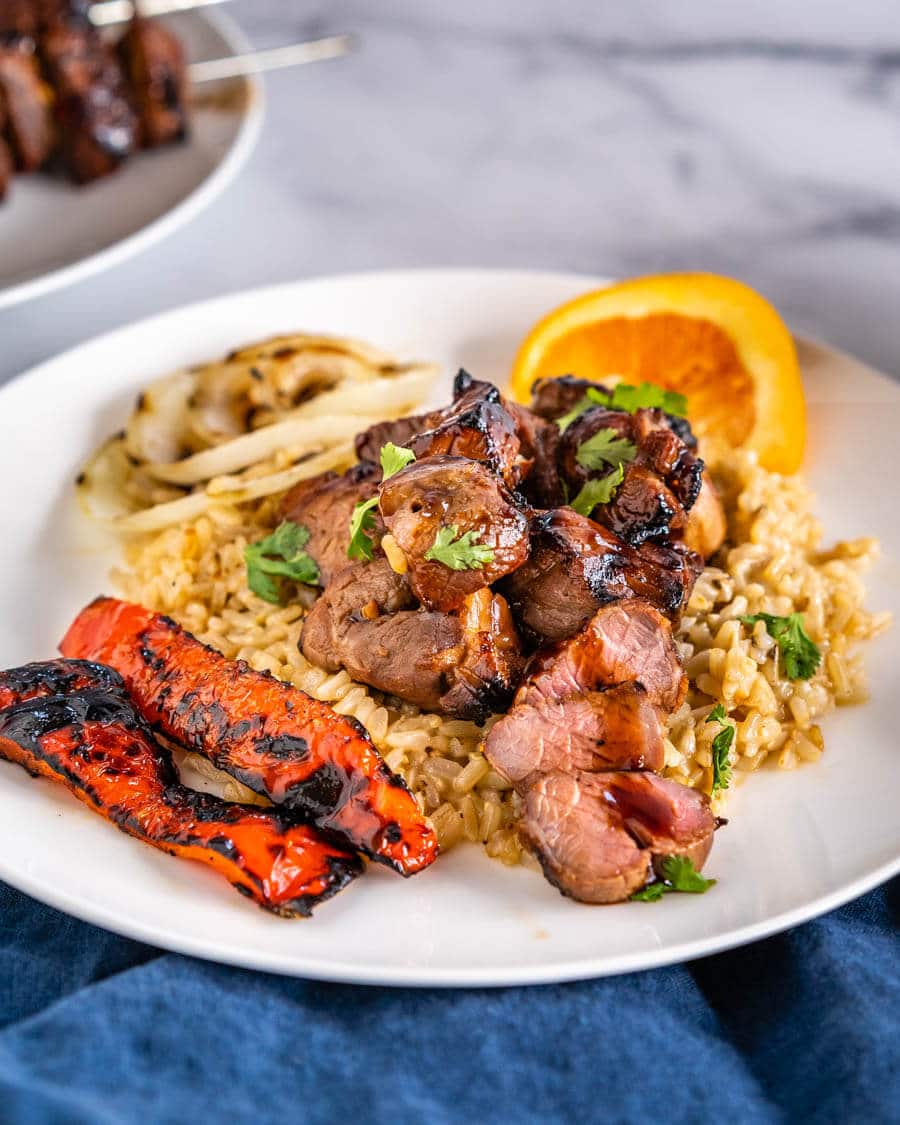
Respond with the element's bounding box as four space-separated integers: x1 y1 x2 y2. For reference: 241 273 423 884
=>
507 402 563 507
408 370 523 488
520 770 716 904
529 375 607 422
379 455 530 612
502 508 701 643
558 405 703 545
301 560 524 721
0 34 54 170
355 408 442 464
41 18 136 182
0 663 362 916
280 461 382 585
118 16 188 148
0 1 87 35
683 470 727 559
485 681 664 788
0 132 10 196
525 600 686 713
60 596 438 876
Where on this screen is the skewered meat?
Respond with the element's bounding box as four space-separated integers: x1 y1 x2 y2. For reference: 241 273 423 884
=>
118 16 188 149
60 596 438 876
484 681 664 788
408 371 523 488
280 461 383 585
0 34 54 170
301 559 524 721
529 375 605 422
520 770 716 904
41 17 136 182
355 408 443 465
506 402 562 507
0 1 87 36
379 455 530 612
683 470 727 559
501 507 701 643
0 662 362 916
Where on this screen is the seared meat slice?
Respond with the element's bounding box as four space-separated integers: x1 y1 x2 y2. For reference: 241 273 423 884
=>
485 681 664 788
118 16 188 149
0 35 54 170
526 600 686 713
683 470 726 559
301 559 524 721
520 770 716 904
41 19 136 182
379 455 530 612
409 370 523 488
502 508 701 643
280 461 382 585
0 2 86 35
355 409 442 464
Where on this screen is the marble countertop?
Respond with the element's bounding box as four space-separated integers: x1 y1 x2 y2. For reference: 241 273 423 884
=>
3 0 900 383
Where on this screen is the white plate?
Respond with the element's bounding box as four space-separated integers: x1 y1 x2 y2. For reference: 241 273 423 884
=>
0 9 262 310
0 269 897 987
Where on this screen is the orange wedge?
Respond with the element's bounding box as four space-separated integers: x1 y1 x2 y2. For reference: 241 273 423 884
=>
509 273 805 473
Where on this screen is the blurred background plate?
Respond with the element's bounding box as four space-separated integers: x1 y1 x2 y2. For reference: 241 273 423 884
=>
0 7 263 310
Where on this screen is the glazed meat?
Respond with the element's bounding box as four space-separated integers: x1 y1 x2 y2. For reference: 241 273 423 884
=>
118 16 188 149
0 35 54 170
301 559 524 722
0 1 86 35
520 770 716 904
501 508 701 643
355 408 442 464
529 375 606 422
379 455 530 612
524 600 686 713
683 470 727 559
0 662 362 916
280 461 382 585
41 18 136 182
60 596 438 876
484 681 664 788
408 371 523 488
507 402 562 507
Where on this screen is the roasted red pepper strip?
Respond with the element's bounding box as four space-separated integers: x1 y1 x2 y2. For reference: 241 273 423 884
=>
61 597 438 876
0 664 362 917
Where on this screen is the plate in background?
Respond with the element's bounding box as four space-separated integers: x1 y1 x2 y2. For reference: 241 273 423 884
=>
0 8 263 310
0 268 897 986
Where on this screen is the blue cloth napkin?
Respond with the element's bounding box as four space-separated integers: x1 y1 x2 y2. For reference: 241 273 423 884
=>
0 878 897 1125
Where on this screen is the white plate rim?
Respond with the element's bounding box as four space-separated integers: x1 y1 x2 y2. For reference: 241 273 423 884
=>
0 8 264 312
0 267 897 988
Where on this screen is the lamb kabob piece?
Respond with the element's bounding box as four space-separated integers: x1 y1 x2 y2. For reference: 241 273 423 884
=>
60 597 439 876
0 659 362 916
0 31 55 173
40 9 136 183
118 15 189 149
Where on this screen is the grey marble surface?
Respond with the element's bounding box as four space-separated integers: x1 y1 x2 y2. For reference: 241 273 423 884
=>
3 0 900 384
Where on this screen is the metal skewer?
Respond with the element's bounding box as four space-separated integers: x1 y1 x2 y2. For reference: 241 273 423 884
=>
89 0 230 27
187 34 353 82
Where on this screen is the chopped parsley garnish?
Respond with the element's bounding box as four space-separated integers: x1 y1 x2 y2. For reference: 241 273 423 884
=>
741 612 822 680
705 703 735 793
244 520 319 604
575 427 637 473
569 463 625 516
347 442 416 562
424 525 495 570
556 381 688 430
630 855 717 902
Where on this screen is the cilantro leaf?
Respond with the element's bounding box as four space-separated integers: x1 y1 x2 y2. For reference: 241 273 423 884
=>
630 855 717 902
345 443 415 563
575 427 637 473
347 496 379 561
705 703 735 793
424 525 495 570
244 521 319 604
380 442 416 479
741 612 822 680
570 463 625 516
608 382 688 417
